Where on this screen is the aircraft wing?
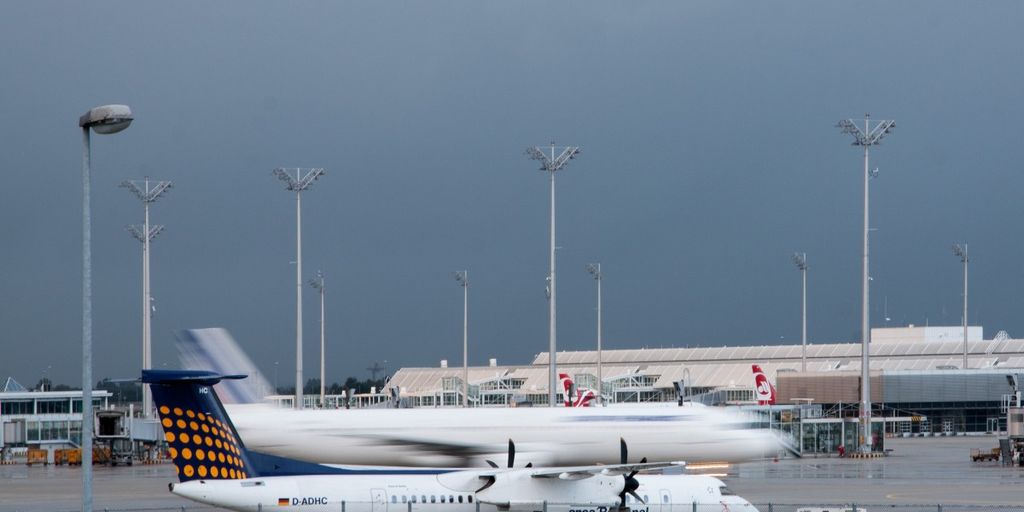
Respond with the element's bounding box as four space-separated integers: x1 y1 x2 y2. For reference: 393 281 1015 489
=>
476 461 684 480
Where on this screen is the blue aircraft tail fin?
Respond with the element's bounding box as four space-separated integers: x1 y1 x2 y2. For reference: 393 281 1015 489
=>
143 369 257 482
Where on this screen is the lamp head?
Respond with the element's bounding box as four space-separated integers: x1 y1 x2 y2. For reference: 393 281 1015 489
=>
80 104 133 134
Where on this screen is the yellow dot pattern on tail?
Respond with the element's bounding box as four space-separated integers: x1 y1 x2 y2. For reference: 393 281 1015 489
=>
151 390 251 482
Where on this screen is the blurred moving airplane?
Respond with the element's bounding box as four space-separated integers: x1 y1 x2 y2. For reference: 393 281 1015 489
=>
177 329 783 467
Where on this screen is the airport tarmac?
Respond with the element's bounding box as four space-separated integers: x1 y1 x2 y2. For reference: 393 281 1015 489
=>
1 436 1021 512
726 436 1024 509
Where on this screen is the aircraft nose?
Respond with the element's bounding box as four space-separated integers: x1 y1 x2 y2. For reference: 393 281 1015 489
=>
169 481 203 501
729 496 760 512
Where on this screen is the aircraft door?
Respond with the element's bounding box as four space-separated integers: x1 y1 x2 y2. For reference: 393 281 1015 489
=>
371 488 387 512
658 489 672 512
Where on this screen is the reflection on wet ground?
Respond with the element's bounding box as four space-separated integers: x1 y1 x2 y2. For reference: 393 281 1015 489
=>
721 436 1024 506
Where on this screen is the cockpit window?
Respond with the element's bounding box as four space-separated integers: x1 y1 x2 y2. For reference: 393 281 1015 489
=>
720 486 735 496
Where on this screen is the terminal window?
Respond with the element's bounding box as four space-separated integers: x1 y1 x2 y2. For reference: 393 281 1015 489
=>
1 400 32 415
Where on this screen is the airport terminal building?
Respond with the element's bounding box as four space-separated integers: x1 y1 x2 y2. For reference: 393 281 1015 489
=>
387 326 1024 438
0 378 112 457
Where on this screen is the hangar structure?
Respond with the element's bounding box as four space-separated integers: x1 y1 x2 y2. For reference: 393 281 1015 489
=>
386 326 1024 435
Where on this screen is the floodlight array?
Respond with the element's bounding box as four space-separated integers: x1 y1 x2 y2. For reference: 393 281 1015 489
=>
952 243 968 262
525 144 581 172
792 252 808 271
273 167 326 191
126 224 165 243
837 117 896 146
120 179 173 203
309 270 325 291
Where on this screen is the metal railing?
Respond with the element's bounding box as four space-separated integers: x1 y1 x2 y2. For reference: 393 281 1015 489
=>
28 503 1024 512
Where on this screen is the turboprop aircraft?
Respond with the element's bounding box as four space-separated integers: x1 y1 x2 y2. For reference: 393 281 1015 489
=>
145 370 758 512
177 329 783 467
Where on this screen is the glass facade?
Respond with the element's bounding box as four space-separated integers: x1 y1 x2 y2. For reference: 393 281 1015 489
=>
0 393 107 447
37 399 71 414
1 400 32 415
26 420 72 442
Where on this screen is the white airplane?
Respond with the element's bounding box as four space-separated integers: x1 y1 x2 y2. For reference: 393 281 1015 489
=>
177 329 783 467
145 370 759 512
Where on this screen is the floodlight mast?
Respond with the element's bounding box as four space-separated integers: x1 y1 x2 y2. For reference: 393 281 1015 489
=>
952 243 969 369
586 263 603 404
453 271 469 407
120 178 171 419
525 143 580 407
308 271 326 407
837 114 895 453
273 167 326 409
792 253 808 372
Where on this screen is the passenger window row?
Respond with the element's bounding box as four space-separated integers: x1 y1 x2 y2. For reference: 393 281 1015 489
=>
392 494 473 504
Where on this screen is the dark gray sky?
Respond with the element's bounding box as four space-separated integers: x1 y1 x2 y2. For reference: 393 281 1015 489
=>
2 2 1022 388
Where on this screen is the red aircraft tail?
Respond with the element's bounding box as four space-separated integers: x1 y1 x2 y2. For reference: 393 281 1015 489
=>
558 373 595 407
752 364 776 405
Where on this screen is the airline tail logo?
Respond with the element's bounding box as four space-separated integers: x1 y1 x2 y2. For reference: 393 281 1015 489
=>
752 365 776 405
558 373 596 407
143 370 256 482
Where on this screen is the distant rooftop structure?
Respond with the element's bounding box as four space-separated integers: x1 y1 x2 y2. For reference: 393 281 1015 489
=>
2 377 27 393
387 326 1024 406
871 325 983 343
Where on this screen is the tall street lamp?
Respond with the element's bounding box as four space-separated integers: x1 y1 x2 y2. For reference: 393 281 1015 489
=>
837 114 895 453
120 177 172 419
79 104 133 512
585 263 603 404
309 271 326 407
525 143 580 407
952 243 969 369
792 253 808 372
273 167 326 409
453 271 469 407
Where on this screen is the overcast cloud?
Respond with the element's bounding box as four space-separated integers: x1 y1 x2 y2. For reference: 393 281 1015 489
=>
1 2 1022 388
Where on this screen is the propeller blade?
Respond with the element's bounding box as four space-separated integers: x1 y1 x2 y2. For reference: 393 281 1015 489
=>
525 462 532 468
507 439 515 468
476 476 496 493
485 460 498 468
628 491 645 503
620 437 628 465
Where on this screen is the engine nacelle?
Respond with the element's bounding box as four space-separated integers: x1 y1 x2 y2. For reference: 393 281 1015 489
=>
476 471 622 509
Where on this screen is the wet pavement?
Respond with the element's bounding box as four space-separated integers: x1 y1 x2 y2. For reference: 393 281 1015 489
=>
1 436 1021 512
